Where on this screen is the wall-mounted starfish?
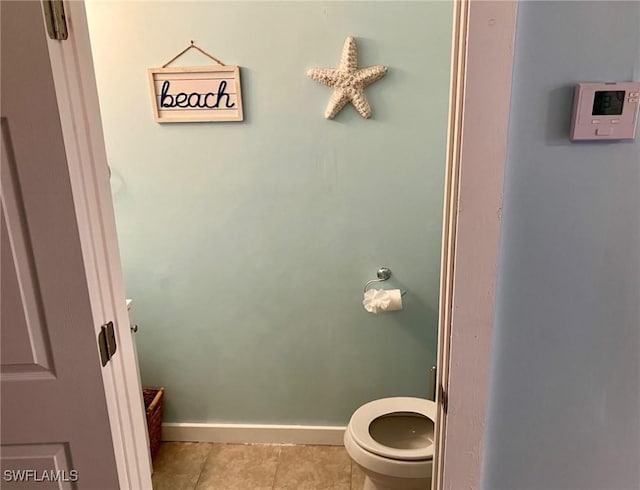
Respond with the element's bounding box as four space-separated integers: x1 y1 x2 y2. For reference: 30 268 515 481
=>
307 37 387 119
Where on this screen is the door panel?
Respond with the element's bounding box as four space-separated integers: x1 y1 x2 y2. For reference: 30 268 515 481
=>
0 2 119 488
1 121 54 377
1 444 74 490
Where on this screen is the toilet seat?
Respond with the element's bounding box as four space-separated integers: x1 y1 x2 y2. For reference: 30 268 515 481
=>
348 397 436 461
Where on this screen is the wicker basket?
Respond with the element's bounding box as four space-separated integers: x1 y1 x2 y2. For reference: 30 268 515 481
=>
143 387 164 461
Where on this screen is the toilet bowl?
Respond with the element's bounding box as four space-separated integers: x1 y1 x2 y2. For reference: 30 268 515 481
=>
344 397 436 490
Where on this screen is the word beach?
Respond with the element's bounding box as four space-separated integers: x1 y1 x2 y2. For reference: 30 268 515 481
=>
148 66 244 122
160 80 235 109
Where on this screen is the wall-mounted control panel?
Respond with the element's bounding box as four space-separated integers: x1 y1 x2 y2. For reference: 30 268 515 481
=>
570 82 640 141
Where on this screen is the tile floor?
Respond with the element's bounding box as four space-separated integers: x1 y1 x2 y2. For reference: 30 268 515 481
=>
152 442 366 490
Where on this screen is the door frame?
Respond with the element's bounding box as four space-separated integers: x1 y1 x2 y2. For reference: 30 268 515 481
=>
44 1 517 488
42 2 153 488
434 1 517 489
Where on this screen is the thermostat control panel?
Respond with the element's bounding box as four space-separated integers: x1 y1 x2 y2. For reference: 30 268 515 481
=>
570 82 640 141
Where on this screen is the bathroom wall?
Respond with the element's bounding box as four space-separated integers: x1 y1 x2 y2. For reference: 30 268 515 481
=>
86 2 452 425
483 2 640 489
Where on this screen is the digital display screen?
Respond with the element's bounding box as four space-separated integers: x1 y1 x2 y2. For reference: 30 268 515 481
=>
592 90 625 116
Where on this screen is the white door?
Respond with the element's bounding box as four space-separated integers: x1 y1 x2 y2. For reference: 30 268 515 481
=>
1 2 152 488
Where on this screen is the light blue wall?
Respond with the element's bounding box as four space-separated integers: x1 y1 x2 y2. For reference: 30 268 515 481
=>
483 2 640 489
87 1 452 425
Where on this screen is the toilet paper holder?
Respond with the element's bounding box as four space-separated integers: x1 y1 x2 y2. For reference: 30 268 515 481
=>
363 267 407 296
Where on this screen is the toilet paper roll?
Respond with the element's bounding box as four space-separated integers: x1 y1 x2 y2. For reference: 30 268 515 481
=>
363 288 403 314
384 289 403 312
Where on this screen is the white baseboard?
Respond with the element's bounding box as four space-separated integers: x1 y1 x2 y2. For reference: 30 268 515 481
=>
162 423 346 446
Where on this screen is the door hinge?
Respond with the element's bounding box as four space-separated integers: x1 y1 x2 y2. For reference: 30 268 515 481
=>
42 0 68 41
440 384 448 414
98 321 117 367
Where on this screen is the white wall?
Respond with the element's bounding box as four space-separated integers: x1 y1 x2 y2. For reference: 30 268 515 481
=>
483 2 640 489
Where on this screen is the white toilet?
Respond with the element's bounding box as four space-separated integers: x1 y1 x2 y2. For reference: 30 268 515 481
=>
344 397 436 490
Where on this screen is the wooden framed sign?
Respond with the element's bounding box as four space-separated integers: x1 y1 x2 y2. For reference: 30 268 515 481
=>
148 65 244 123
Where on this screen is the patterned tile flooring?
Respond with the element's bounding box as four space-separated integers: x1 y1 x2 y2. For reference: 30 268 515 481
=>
151 442 366 490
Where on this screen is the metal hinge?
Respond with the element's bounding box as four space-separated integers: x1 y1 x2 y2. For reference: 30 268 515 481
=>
98 321 117 367
42 0 68 40
440 384 448 414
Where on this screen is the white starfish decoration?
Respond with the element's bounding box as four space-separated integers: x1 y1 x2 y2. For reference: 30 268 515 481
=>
307 37 387 119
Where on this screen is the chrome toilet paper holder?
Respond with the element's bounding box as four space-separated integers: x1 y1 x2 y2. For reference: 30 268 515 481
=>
363 267 407 296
